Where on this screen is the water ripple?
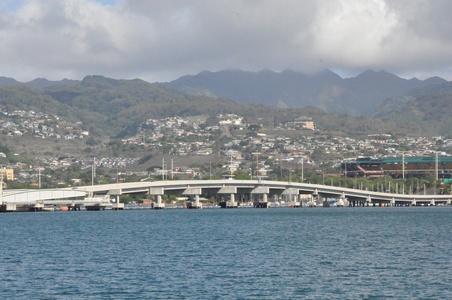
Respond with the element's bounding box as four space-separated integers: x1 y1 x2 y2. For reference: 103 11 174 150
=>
0 207 450 299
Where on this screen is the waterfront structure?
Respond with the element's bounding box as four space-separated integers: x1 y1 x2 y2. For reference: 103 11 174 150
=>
78 179 452 207
1 179 451 212
0 189 91 212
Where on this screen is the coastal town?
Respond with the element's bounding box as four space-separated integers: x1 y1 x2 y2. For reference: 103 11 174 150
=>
1 109 451 188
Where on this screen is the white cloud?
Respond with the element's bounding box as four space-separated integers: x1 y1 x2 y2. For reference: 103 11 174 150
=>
1 0 452 82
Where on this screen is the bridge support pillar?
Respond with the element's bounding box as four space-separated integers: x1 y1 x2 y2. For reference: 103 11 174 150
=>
336 192 346 207
31 202 45 212
112 195 124 210
289 194 301 207
308 190 319 207
183 187 202 209
0 203 17 212
227 193 238 208
220 193 238 208
149 188 165 209
411 199 417 206
254 193 269 208
186 195 202 209
152 194 165 209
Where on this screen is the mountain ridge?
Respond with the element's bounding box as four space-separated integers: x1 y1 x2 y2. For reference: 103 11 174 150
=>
0 76 80 88
1 72 452 138
162 69 448 115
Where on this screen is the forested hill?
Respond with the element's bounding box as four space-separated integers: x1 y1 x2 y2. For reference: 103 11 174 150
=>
162 69 447 115
0 75 251 137
371 82 452 136
0 76 79 88
0 74 450 138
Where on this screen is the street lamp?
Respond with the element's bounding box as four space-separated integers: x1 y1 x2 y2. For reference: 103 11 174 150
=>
301 157 304 183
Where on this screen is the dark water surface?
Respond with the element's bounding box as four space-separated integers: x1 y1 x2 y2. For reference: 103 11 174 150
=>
1 207 451 299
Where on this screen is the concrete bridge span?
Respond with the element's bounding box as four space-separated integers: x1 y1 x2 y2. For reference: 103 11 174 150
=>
0 189 90 212
1 189 87 205
78 179 452 207
1 179 451 212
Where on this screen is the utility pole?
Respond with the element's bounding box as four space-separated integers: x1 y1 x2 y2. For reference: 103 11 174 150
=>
92 158 96 186
38 168 42 188
252 152 260 179
402 152 405 180
289 161 292 183
301 157 304 183
435 152 439 181
230 154 233 176
0 173 3 206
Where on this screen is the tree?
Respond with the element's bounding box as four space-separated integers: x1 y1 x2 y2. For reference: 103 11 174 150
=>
248 124 261 131
86 137 97 146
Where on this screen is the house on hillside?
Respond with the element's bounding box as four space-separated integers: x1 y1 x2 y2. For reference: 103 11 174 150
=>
285 116 315 130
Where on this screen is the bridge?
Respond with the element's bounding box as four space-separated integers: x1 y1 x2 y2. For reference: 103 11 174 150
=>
1 179 451 211
72 179 452 208
0 189 97 212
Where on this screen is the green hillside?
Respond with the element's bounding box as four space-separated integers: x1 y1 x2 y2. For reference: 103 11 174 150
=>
0 75 447 142
371 93 452 136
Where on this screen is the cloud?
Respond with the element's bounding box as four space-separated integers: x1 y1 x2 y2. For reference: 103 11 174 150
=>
1 0 452 82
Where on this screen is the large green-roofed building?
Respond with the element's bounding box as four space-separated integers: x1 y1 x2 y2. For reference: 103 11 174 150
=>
341 156 452 178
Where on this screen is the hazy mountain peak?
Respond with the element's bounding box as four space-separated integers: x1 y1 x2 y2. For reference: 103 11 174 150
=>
26 78 52 88
355 69 400 80
310 69 342 80
81 75 120 89
257 69 276 74
423 76 447 85
163 69 449 115
0 76 78 88
0 76 20 85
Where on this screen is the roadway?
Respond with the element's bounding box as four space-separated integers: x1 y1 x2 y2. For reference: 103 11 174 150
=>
76 179 452 206
2 179 451 208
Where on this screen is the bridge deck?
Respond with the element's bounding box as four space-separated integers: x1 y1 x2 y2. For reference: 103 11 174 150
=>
2 180 451 206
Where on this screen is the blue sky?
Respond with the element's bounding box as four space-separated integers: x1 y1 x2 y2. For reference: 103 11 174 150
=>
94 0 118 5
0 0 27 12
1 0 452 83
0 0 118 12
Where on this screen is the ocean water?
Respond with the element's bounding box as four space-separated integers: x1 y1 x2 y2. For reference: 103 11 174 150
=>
1 207 451 299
